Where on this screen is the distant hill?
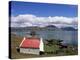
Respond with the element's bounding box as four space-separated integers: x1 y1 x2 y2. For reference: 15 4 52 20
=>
61 27 77 31
10 25 78 32
44 25 58 30
10 26 41 32
45 25 57 28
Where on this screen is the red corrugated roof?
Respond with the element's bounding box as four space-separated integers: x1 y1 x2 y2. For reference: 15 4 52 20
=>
20 37 40 48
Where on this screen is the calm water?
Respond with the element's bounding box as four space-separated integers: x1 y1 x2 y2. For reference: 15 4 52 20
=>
12 30 78 45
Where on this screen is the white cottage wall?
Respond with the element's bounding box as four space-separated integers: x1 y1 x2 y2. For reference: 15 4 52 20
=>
39 37 44 52
20 48 40 55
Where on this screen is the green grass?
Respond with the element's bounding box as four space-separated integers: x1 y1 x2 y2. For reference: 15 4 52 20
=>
10 34 78 59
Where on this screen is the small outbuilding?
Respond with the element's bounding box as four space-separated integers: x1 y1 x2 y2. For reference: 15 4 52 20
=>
19 36 44 55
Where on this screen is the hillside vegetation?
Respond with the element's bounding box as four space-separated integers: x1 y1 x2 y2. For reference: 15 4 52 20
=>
10 34 78 59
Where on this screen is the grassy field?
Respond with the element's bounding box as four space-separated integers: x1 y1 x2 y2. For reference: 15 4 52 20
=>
10 34 78 59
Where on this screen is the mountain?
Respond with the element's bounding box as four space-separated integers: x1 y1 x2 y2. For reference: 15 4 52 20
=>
44 25 58 30
10 26 41 31
45 25 57 28
61 27 77 31
10 25 78 32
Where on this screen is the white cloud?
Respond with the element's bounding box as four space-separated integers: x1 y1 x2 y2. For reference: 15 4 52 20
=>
10 14 78 28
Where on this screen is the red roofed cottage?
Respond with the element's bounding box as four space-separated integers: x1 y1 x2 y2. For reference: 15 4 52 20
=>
19 36 44 55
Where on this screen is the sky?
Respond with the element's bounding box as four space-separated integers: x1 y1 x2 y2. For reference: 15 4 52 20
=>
9 1 78 28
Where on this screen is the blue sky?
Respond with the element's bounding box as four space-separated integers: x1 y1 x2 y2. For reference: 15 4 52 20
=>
10 1 78 17
10 1 78 28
